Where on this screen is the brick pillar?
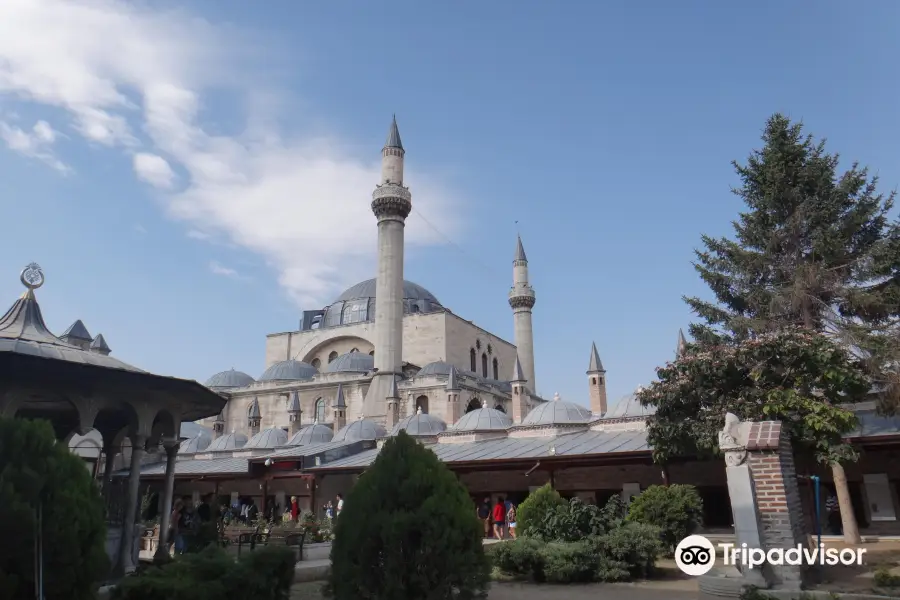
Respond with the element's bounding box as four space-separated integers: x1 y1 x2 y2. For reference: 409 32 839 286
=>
745 420 808 588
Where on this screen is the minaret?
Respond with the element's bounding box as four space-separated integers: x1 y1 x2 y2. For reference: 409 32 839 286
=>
363 116 412 419
213 412 225 439
508 235 537 392
247 397 261 437
446 366 462 425
676 329 688 359
287 391 302 436
386 376 400 430
510 355 529 423
587 342 607 416
333 384 347 431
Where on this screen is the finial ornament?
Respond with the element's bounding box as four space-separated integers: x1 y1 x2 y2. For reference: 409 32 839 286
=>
416 406 423 415
20 262 44 290
553 392 560 401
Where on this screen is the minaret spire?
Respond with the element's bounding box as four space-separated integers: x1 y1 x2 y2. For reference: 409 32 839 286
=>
508 234 537 392
363 116 413 421
676 328 688 358
586 342 608 416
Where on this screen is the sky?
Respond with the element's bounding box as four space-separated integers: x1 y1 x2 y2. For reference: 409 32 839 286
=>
1 0 899 411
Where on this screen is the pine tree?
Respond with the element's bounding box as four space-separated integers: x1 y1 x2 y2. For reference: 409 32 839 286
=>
326 430 489 600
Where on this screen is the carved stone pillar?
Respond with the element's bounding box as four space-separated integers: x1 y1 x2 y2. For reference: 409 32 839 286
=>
100 444 118 499
154 439 179 561
118 433 146 574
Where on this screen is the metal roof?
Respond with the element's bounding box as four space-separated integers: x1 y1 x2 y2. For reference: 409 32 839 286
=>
848 410 900 439
90 333 111 352
259 360 318 382
449 407 512 432
287 422 334 446
62 319 92 341
288 391 301 412
247 397 261 419
334 384 347 409
205 369 255 389
115 457 250 477
514 235 527 262
334 278 439 305
392 410 447 436
179 433 212 454
587 342 604 373
333 418 386 442
258 440 357 460
446 366 459 390
521 399 593 426
207 431 248 452
385 115 403 150
605 393 656 419
244 427 287 449
511 356 525 382
323 351 374 373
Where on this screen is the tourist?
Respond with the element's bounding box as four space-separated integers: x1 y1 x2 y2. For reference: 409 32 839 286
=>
325 500 334 520
169 499 184 555
492 497 506 540
245 498 259 522
175 499 195 554
336 493 344 518
506 502 517 539
196 494 211 522
290 495 300 521
826 494 842 535
476 497 491 538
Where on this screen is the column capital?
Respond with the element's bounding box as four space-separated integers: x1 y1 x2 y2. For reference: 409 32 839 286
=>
162 438 180 454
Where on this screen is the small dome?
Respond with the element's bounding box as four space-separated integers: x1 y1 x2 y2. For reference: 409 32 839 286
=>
332 419 387 443
259 360 318 382
392 410 447 437
179 433 212 454
206 431 248 451
324 351 374 373
605 393 656 419
522 399 593 426
418 361 455 376
287 422 334 446
205 369 255 389
244 427 289 449
451 407 513 432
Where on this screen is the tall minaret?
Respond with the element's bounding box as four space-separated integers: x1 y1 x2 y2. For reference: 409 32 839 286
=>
508 235 537 392
363 116 412 419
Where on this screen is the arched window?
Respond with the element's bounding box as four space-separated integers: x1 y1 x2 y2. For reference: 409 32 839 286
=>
465 398 481 413
592 377 597 385
350 348 359 353
492 358 499 380
315 398 325 422
470 348 476 372
311 358 321 369
494 404 506 413
328 351 338 363
481 353 488 377
415 395 429 414
369 350 375 357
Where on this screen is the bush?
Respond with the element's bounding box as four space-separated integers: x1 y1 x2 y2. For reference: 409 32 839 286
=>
0 418 109 600
541 542 596 583
626 484 703 552
327 430 489 600
874 568 900 588
111 545 295 600
487 538 544 581
516 483 566 536
591 522 663 580
530 496 627 542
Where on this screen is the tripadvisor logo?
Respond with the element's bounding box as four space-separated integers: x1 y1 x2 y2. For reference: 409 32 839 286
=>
675 535 866 577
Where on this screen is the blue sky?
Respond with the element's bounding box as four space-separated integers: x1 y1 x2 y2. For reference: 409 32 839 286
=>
1 0 898 409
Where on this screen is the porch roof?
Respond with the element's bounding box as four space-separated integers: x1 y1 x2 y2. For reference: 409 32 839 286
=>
113 457 250 477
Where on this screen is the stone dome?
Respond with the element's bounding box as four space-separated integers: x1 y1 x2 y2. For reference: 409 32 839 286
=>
204 369 255 389
319 278 442 329
392 410 447 437
244 427 288 449
332 419 387 443
179 432 212 454
605 392 656 419
259 359 318 382
323 351 374 373
451 407 513 432
207 431 248 451
287 422 334 446
417 361 480 380
522 398 594 426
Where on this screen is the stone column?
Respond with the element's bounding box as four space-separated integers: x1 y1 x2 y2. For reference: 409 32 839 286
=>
118 433 146 574
154 439 179 561
100 443 118 499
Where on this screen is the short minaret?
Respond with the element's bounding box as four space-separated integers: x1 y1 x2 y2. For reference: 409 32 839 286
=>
89 333 111 356
446 366 462 425
61 319 92 350
386 377 400 430
333 384 347 431
508 235 537 392
213 412 225 439
676 328 688 359
587 342 608 416
247 397 261 437
363 116 413 419
287 391 303 436
510 356 529 424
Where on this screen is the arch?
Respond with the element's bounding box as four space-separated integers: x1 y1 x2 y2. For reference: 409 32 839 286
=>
350 347 359 353
592 376 597 385
148 408 179 447
494 404 506 413
492 357 499 380
415 395 429 414
315 398 326 422
465 398 481 413
14 392 81 441
311 358 321 369
369 350 375 356
470 348 476 372
328 351 339 363
481 353 488 378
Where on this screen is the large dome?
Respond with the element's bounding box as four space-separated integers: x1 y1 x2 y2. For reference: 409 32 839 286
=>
207 431 248 452
319 279 442 329
450 407 513 432
521 399 594 427
288 422 334 446
332 419 387 443
605 392 656 419
205 369 255 389
259 359 318 382
323 351 374 373
244 427 288 449
392 410 447 437
179 432 212 454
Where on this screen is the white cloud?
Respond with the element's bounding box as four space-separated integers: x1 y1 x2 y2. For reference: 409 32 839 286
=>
133 152 176 189
0 0 461 306
134 223 147 234
209 261 239 279
0 119 68 172
187 229 211 241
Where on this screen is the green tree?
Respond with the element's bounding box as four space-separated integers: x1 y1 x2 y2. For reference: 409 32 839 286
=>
326 430 489 600
516 483 567 537
0 418 109 600
626 485 704 553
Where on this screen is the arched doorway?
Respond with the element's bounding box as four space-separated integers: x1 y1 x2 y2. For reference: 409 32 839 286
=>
465 398 481 413
415 395 429 414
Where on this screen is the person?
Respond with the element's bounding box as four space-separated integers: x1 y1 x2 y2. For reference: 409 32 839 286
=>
336 493 344 518
168 499 184 555
196 494 211 522
175 498 195 554
476 497 491 538
246 498 259 523
492 497 506 540
506 502 517 540
291 496 300 522
325 500 334 520
826 494 842 535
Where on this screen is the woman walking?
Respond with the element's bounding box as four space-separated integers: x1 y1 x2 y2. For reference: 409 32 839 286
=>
506 503 517 539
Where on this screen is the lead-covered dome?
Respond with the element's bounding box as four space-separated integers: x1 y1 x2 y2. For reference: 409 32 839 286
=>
392 410 447 437
522 398 594 426
332 419 387 443
259 359 318 382
207 431 248 451
323 351 374 373
288 422 334 446
244 427 288 449
451 407 513 432
205 369 255 389
605 391 656 419
179 432 212 454
319 278 442 329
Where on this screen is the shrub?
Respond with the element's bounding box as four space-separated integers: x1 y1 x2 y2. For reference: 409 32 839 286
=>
626 484 703 552
327 431 489 600
516 483 566 536
486 538 545 581
874 568 900 588
591 522 663 580
530 496 628 542
0 418 109 600
541 541 596 583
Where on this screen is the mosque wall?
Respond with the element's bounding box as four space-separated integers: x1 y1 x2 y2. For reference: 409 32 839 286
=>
444 314 517 383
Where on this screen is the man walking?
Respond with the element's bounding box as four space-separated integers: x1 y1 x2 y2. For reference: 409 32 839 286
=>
477 497 491 538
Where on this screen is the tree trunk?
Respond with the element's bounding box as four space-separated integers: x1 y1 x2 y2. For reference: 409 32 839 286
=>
831 462 861 544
